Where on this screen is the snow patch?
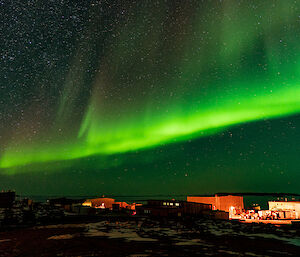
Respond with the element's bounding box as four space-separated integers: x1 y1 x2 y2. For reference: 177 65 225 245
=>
48 234 75 240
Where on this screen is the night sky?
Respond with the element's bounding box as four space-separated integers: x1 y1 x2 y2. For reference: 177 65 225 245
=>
1 0 300 196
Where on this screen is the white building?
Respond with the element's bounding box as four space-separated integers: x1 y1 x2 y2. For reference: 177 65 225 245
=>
268 201 300 219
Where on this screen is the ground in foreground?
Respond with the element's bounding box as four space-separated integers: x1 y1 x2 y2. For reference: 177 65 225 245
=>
1 217 300 256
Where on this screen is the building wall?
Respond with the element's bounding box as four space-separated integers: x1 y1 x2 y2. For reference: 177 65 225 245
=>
187 195 244 212
269 201 300 212
213 210 229 220
115 202 130 209
83 198 115 209
181 201 211 215
187 196 216 209
216 195 244 212
137 200 211 217
0 191 15 208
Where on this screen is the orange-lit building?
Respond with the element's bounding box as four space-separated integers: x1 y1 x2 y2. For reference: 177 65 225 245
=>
82 197 135 211
115 202 129 209
82 198 115 209
187 194 244 213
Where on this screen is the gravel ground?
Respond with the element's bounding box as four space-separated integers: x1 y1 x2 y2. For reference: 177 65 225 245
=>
0 217 299 256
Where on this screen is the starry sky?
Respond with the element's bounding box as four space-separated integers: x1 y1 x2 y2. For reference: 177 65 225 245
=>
1 0 300 196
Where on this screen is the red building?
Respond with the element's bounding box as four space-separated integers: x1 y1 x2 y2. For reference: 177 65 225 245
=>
187 194 244 213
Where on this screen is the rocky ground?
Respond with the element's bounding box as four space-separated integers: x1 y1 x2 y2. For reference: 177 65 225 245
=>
0 217 300 256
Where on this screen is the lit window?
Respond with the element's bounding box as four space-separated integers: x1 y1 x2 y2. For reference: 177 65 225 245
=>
175 203 180 206
170 203 174 206
167 202 170 205
163 202 166 205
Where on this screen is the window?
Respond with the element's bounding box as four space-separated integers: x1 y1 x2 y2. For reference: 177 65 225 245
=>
175 203 180 206
170 203 174 206
163 202 166 205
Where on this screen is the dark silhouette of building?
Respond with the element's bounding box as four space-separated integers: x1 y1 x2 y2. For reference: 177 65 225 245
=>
48 197 85 212
136 199 211 217
0 191 15 208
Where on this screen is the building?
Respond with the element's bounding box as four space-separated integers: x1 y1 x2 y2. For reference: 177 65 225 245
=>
82 198 134 211
48 197 85 212
268 201 300 219
72 205 95 215
187 194 244 213
82 198 115 209
0 191 16 208
136 199 212 217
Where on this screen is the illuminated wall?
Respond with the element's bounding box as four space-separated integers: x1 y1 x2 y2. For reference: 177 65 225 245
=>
187 194 244 212
269 201 300 212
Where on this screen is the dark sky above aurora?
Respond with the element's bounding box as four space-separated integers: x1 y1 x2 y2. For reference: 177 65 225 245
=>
0 0 300 196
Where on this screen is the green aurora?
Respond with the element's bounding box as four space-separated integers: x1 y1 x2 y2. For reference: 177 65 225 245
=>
1 0 300 181
2 84 300 171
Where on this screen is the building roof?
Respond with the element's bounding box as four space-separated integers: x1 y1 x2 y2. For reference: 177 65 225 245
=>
189 192 300 197
269 200 300 203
